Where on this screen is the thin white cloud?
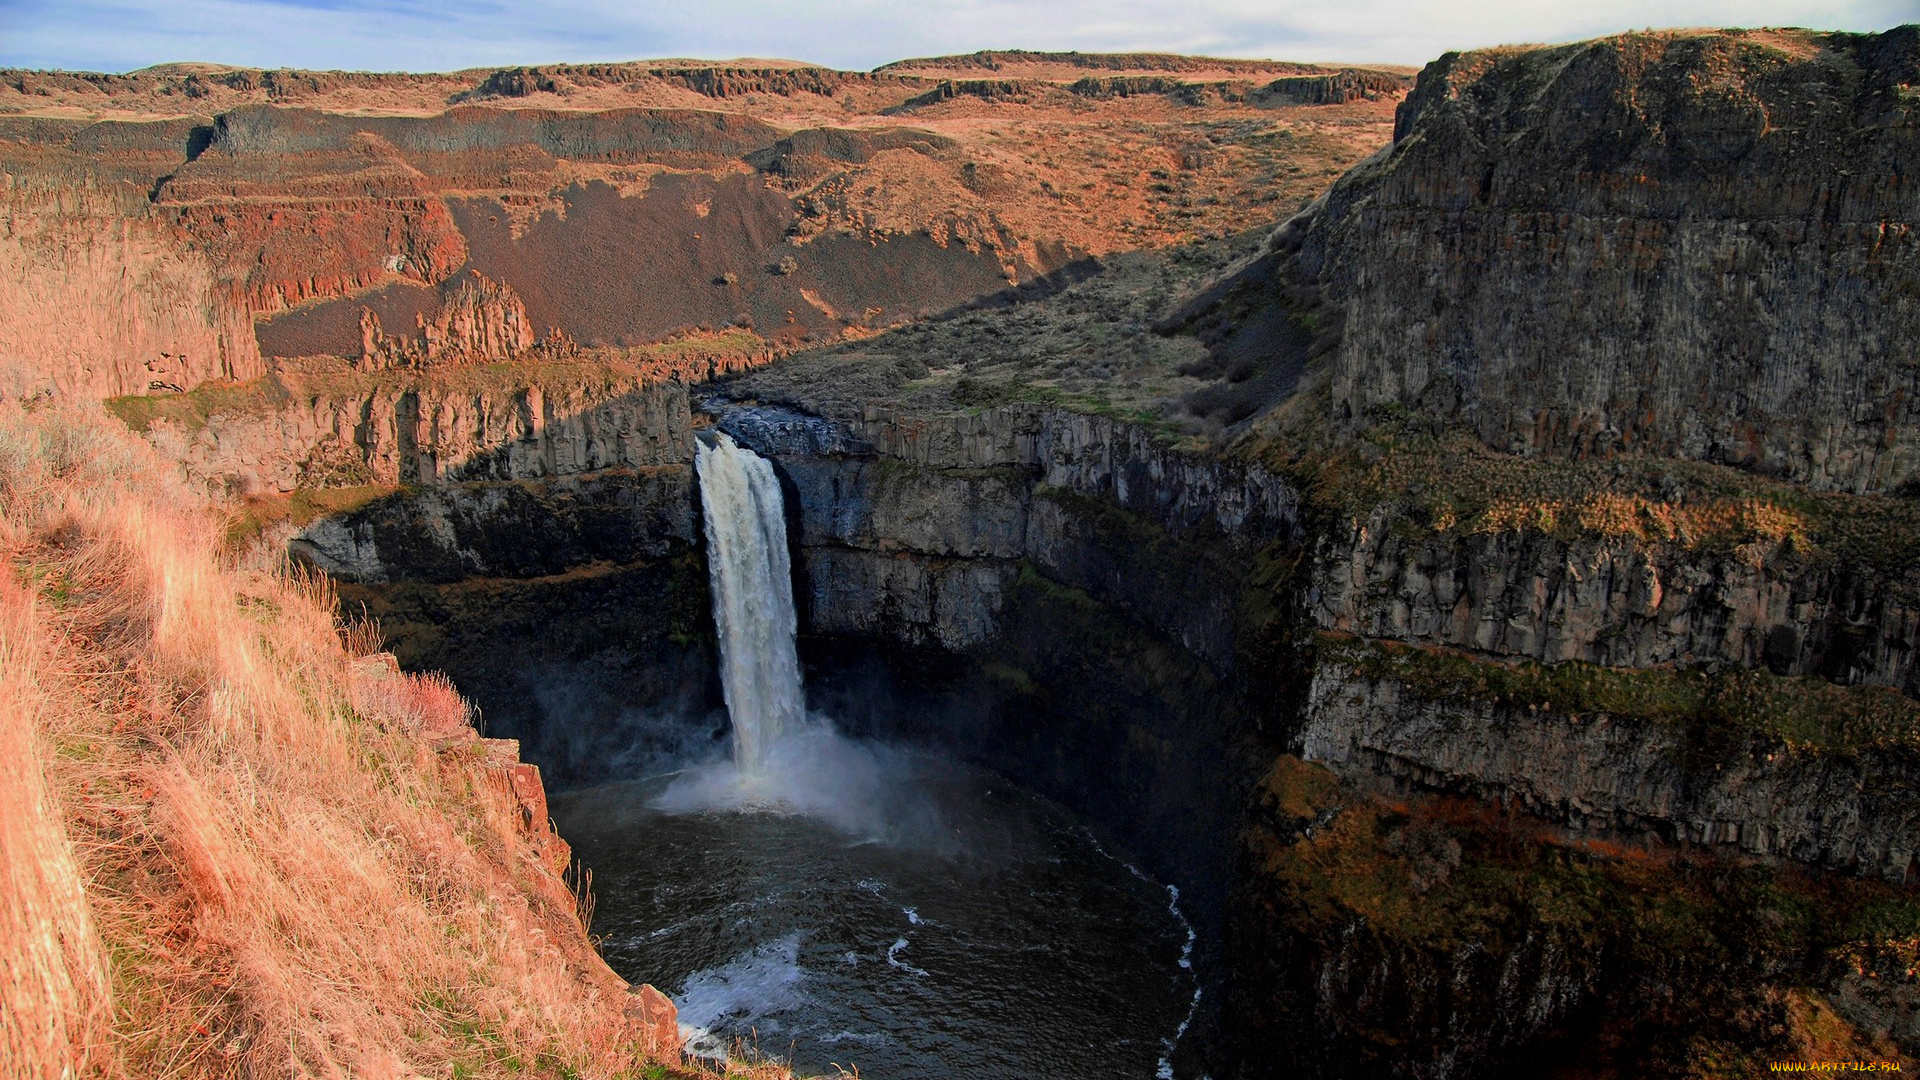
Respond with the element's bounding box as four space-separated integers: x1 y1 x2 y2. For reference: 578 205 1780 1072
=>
0 0 1910 73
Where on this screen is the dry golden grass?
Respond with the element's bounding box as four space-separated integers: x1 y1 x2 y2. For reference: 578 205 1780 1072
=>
0 401 744 1080
1 566 112 1078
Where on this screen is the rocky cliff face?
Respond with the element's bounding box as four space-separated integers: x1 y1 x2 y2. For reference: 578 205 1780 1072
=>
59 31 1920 1078
356 271 541 370
293 466 696 584
710 33 1920 1056
140 370 694 495
1267 27 1920 494
0 175 262 399
319 486 717 788
714 401 1296 661
1313 508 1920 694
699 403 1298 997
1301 643 1920 880
270 376 1920 1074
277 390 1297 870
1230 754 1916 1080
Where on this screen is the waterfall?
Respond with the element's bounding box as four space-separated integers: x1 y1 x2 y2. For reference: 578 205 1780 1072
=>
695 431 805 775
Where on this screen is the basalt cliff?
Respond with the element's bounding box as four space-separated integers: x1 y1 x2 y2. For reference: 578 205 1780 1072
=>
11 28 1920 1080
1261 27 1920 494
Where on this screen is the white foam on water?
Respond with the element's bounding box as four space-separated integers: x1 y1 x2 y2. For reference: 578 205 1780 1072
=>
675 933 808 1059
1169 885 1195 972
820 1030 887 1045
678 438 953 842
884 937 930 977
903 906 921 925
1081 830 1202 1080
653 721 931 841
1155 880 1201 1079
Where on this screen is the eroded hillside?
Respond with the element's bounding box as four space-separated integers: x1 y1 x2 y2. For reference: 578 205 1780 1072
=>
0 51 1406 400
1242 26 1920 494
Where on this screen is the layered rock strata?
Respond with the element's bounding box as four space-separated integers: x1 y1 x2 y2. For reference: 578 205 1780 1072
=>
714 401 1297 660
0 178 262 399
2 56 1405 405
1313 508 1920 694
143 373 694 495
1265 27 1920 493
1300 645 1920 880
68 29 1920 1075
274 382 1920 1074
293 467 697 584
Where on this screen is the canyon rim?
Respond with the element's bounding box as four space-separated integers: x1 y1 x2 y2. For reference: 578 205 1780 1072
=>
4 17 1920 1080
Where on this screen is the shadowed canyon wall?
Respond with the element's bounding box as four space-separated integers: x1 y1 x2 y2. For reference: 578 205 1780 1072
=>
1265 27 1920 494
280 375 1920 1076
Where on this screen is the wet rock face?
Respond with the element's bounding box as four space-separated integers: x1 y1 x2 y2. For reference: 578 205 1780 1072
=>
1313 510 1920 695
1280 28 1920 493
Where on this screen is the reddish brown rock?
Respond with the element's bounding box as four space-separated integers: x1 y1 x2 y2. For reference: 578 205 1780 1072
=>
0 181 263 399
1 57 1405 404
359 271 535 369
502 761 573 874
628 983 684 1059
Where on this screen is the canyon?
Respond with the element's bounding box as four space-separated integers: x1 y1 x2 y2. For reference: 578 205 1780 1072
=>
6 26 1920 1080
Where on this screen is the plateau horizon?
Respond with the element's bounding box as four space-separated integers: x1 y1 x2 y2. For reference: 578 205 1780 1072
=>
1 0 1911 74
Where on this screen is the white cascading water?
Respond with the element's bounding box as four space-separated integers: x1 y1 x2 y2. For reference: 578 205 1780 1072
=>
695 431 806 775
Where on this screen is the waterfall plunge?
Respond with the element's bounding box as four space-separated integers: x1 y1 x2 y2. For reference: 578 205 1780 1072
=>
696 431 806 775
666 428 922 841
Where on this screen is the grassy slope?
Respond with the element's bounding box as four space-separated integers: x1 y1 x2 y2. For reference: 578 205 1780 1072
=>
724 229 1263 439
0 402 783 1080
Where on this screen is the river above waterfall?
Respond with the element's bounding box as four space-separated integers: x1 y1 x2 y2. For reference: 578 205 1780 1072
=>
551 745 1198 1079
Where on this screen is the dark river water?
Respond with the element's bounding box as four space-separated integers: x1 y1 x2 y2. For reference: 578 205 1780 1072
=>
551 735 1198 1079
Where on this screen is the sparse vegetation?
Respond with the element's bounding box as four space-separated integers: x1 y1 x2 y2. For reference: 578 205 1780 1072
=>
727 229 1268 441
1318 632 1920 756
1245 406 1920 597
223 483 400 551
1248 755 1919 1075
0 402 778 1080
103 378 288 434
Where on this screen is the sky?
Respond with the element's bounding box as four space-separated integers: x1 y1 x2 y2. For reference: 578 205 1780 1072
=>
0 0 1914 74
